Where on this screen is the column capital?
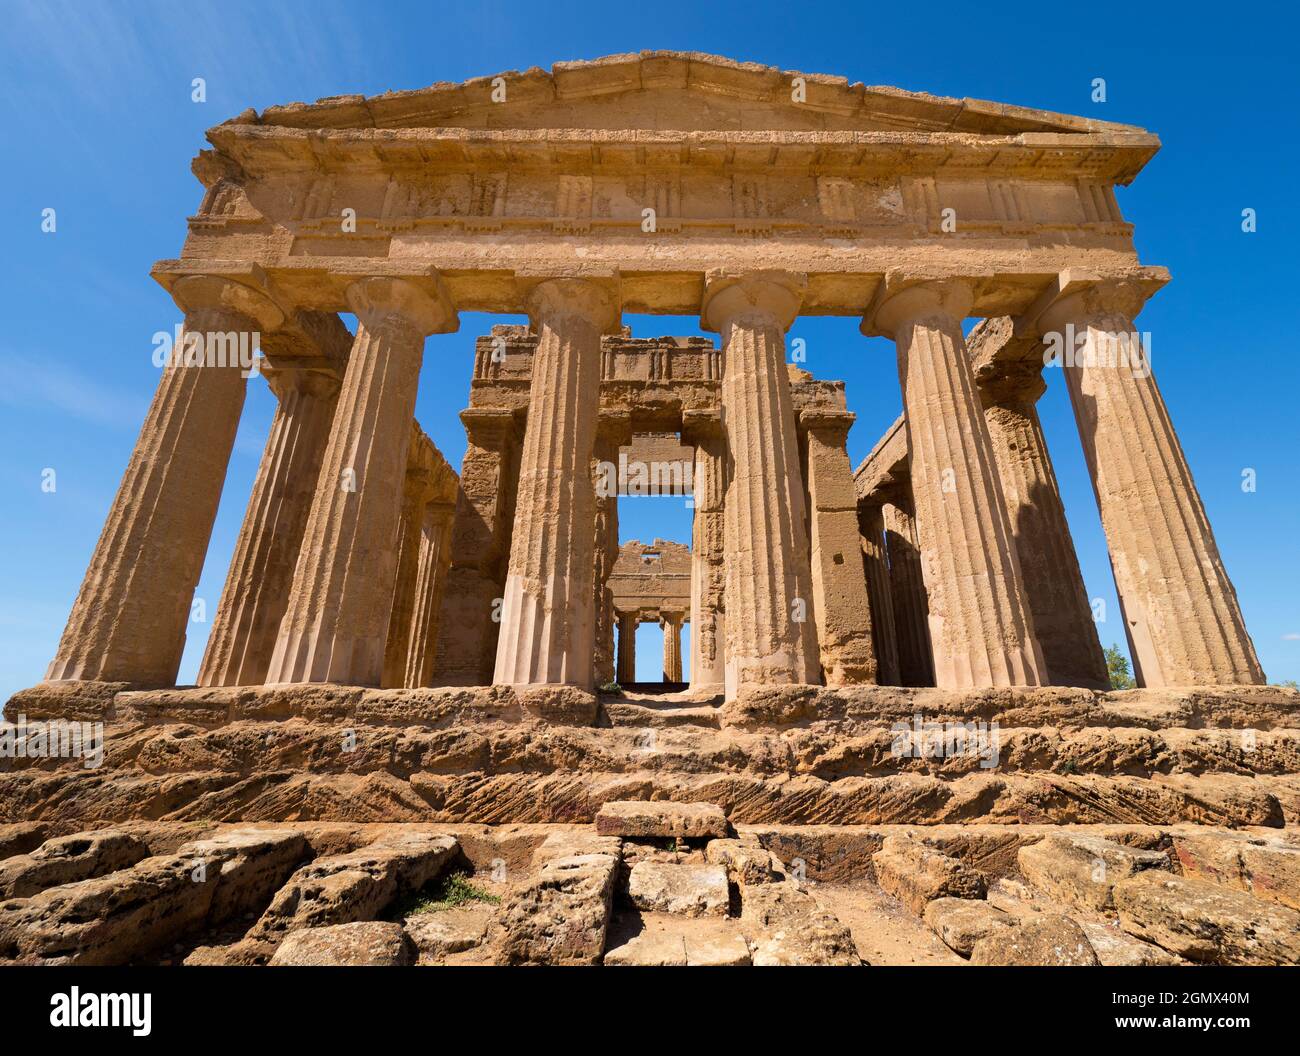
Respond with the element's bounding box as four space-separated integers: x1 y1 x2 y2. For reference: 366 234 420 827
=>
680 408 723 446
861 275 974 340
798 408 856 443
523 276 622 335
169 272 287 332
976 358 1047 408
345 275 458 337
701 270 806 333
262 361 341 404
1017 268 1168 337
459 407 518 448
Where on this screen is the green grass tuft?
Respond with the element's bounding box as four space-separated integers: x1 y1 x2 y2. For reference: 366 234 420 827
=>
396 871 501 917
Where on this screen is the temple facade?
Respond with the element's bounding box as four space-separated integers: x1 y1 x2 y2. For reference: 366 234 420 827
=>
31 52 1263 708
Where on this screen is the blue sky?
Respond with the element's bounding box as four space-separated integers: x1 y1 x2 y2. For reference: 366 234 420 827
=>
1 0 1296 692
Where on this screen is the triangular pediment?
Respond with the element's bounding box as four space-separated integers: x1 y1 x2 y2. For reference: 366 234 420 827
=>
228 51 1146 137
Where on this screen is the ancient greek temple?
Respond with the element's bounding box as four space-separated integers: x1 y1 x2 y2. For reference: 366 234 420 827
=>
32 52 1263 709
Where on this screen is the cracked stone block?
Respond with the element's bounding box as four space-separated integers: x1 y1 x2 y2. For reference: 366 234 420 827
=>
872 834 986 915
0 830 150 899
923 897 1013 957
1113 871 1300 965
1079 921 1185 966
269 921 416 966
969 914 1100 966
628 862 729 917
1018 833 1167 911
595 800 727 839
495 852 618 965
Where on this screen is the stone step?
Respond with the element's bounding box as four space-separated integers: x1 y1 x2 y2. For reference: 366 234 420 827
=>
602 701 722 729
7 718 1298 783
5 765 1299 829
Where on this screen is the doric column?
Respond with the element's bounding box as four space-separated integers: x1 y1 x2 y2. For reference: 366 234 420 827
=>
493 278 620 688
1028 278 1263 686
592 413 631 687
661 612 684 682
198 363 341 687
882 499 935 687
382 428 436 688
266 276 456 686
857 500 900 686
977 357 1109 688
683 409 727 694
431 408 519 685
47 274 284 685
616 610 637 684
404 496 457 689
702 271 819 699
800 410 878 685
864 277 1045 688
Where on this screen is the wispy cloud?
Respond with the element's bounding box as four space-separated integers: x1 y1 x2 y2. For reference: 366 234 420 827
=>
0 353 147 430
1283 633 1300 641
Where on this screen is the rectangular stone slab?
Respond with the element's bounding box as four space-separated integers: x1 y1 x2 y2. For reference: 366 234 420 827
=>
595 800 727 839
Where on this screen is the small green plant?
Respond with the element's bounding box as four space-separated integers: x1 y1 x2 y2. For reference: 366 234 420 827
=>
395 871 500 917
598 681 623 695
1275 679 1298 690
1057 759 1079 775
1104 643 1135 690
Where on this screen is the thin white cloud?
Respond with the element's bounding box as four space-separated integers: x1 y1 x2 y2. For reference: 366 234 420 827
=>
0 353 147 429
1283 633 1300 641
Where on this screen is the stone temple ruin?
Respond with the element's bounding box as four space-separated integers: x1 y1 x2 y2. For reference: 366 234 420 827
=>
2 53 1298 967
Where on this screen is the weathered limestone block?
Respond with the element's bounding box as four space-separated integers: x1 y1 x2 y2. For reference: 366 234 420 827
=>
702 272 819 698
800 410 878 685
269 921 417 966
48 276 284 685
267 276 455 686
1017 833 1168 911
1113 871 1300 965
404 905 493 962
0 828 305 965
923 896 1013 957
494 852 618 965
872 834 987 915
628 862 729 916
706 836 784 886
0 830 149 899
604 927 689 966
863 279 1045 689
250 831 458 941
740 881 860 965
1034 280 1263 687
1079 921 1185 966
199 360 342 688
1172 830 1300 910
968 914 1100 966
494 279 619 689
531 830 622 868
595 800 728 839
0 822 48 860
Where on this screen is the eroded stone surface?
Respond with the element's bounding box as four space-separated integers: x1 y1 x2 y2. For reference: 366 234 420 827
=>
872 834 986 915
627 862 729 917
1017 833 1168 911
0 830 149 899
595 800 727 839
494 852 617 965
968 914 1100 966
923 896 1012 957
269 921 416 966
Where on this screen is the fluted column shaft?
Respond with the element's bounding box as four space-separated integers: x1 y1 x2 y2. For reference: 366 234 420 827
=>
801 413 878 685
865 280 1045 689
661 613 684 682
616 611 637 684
685 412 727 693
858 501 900 686
267 277 454 686
198 367 340 687
493 279 618 688
405 499 456 688
882 500 935 687
980 368 1109 688
48 280 282 685
382 454 431 688
591 417 628 687
1041 287 1263 686
703 273 818 699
